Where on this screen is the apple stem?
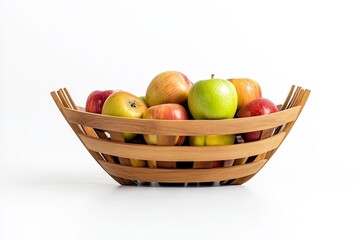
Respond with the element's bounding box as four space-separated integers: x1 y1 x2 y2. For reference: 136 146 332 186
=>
211 74 214 79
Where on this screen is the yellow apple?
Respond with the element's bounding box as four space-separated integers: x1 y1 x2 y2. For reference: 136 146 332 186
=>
189 134 235 168
129 159 147 167
228 78 262 109
102 91 148 140
189 134 235 146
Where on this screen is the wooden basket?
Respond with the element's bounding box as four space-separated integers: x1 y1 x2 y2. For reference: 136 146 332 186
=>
50 85 310 186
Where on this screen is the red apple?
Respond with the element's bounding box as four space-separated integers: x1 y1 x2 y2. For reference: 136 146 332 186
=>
228 78 262 109
142 103 188 145
85 90 115 113
145 71 193 106
237 98 278 142
212 161 224 168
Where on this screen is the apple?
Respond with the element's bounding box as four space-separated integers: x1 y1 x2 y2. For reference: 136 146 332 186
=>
228 78 262 109
102 91 148 140
187 78 238 119
85 90 115 113
237 98 278 142
142 103 188 145
139 96 148 107
189 134 235 146
189 134 235 168
145 70 193 106
129 159 147 167
126 136 148 167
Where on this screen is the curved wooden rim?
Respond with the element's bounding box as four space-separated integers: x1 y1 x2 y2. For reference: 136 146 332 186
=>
62 106 301 135
80 132 286 161
98 159 268 183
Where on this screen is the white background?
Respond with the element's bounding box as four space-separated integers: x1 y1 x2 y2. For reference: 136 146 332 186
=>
1 0 359 239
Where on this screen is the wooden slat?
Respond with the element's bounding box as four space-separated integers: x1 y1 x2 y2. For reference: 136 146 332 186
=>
252 128 275 163
51 89 129 185
156 135 177 169
109 131 131 167
62 106 301 135
231 88 311 186
97 159 268 183
230 174 256 185
228 127 274 185
107 131 135 185
280 85 295 111
51 91 84 136
287 86 302 109
273 86 299 135
61 88 117 164
266 89 311 159
79 132 286 161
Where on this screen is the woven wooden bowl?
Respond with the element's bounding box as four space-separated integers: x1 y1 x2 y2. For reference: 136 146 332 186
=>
51 85 310 186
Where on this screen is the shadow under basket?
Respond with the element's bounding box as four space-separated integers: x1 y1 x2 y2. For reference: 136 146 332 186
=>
51 85 310 186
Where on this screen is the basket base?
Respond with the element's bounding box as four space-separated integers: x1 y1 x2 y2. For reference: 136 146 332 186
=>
98 158 267 186
115 181 234 187
122 180 252 187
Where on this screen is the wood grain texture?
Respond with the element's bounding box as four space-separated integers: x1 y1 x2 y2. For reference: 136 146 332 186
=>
228 127 274 185
62 106 301 135
62 88 117 164
51 89 129 185
98 159 268 183
107 131 134 185
231 88 311 185
79 132 286 161
266 89 311 159
156 135 177 169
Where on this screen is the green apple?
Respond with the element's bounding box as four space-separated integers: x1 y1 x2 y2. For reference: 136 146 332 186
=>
139 95 148 107
187 78 238 119
102 91 148 140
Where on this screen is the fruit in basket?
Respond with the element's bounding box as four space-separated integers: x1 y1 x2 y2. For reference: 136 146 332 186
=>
145 70 193 106
189 134 235 168
237 98 278 142
102 91 148 140
142 103 188 145
128 136 148 167
129 159 147 167
52 85 311 186
189 134 235 146
139 96 148 106
187 76 238 119
228 78 262 109
85 90 115 113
